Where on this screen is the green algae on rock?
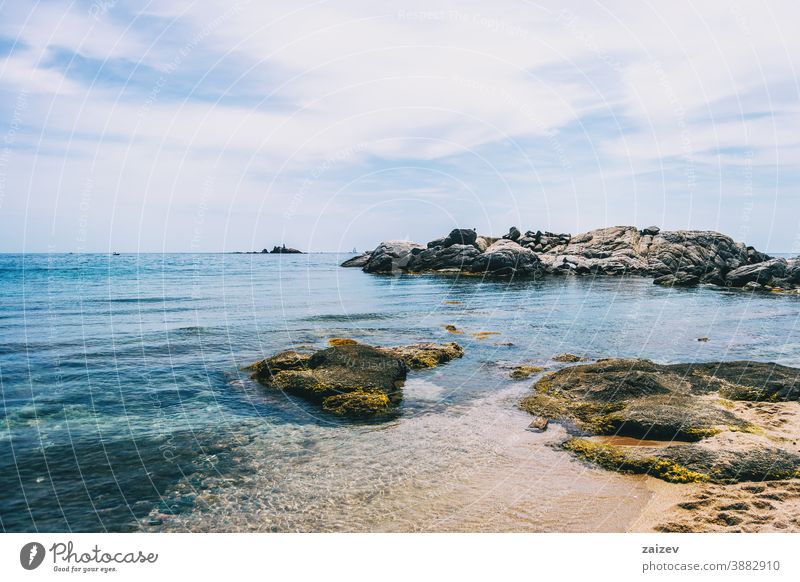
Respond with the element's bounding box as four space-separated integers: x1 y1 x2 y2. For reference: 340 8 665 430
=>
564 438 711 483
327 337 360 346
378 342 464 370
552 353 585 363
248 342 463 418
321 389 391 417
521 358 800 483
509 365 545 380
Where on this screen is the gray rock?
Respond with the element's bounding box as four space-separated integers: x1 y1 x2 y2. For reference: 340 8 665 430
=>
442 228 478 248
469 239 541 277
641 225 661 236
408 243 481 272
725 258 788 287
502 226 521 241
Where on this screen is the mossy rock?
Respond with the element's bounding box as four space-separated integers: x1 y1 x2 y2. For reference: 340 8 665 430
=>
668 361 800 402
520 361 750 440
509 365 545 380
565 437 800 484
564 439 710 483
552 353 584 363
322 389 391 417
379 342 464 370
246 350 312 380
522 358 800 483
248 342 463 419
249 344 406 408
328 338 359 346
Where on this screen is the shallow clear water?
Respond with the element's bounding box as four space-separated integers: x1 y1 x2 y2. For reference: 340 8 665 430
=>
2 253 800 532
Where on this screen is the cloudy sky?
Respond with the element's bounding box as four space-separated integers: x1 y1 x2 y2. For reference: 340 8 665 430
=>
1 0 799 252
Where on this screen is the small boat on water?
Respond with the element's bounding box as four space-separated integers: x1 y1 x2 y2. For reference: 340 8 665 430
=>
112 252 120 256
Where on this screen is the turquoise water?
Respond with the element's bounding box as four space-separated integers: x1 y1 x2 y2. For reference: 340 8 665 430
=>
2 252 800 532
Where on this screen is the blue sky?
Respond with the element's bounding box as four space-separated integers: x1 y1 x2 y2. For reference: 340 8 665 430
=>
1 0 799 252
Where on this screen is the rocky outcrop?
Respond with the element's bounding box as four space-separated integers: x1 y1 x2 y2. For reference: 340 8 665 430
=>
348 224 800 290
520 358 800 483
247 341 463 418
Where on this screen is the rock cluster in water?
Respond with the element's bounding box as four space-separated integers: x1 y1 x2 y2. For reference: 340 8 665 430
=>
247 341 463 418
341 225 800 291
520 358 800 483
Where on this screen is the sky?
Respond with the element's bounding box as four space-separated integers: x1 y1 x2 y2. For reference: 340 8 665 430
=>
0 0 799 253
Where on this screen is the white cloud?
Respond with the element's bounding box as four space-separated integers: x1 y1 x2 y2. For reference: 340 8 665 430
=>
1 0 799 251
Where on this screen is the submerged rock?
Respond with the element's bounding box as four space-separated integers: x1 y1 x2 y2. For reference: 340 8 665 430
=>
509 365 545 380
247 341 463 418
552 353 584 363
521 358 800 483
653 272 701 287
321 389 391 417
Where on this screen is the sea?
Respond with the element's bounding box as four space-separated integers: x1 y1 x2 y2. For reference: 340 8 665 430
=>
2 252 799 532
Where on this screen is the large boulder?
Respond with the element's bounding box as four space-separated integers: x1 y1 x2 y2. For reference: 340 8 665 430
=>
362 240 425 273
521 358 800 483
502 226 521 241
441 228 478 248
247 341 463 418
469 239 542 277
474 236 497 252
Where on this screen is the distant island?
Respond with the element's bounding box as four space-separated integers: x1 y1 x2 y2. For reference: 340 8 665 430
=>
233 244 303 254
